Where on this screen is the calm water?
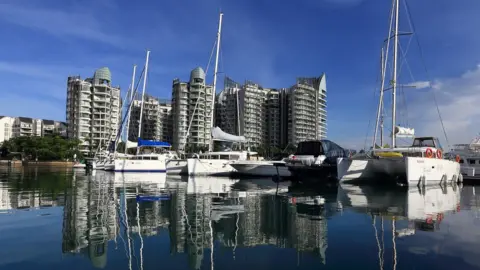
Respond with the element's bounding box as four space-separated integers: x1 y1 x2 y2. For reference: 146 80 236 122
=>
1 167 480 270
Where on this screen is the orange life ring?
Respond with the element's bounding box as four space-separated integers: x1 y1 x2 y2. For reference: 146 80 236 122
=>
425 148 433 158
436 149 443 159
426 215 433 224
455 155 461 163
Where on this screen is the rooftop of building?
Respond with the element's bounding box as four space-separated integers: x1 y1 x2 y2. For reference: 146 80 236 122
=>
94 67 112 82
18 117 33 123
42 120 55 125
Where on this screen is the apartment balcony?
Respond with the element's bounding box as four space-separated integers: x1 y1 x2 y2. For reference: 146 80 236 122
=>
80 102 91 108
81 87 91 94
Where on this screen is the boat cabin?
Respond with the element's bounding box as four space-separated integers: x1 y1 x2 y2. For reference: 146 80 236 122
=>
194 151 255 161
374 137 445 158
411 137 442 149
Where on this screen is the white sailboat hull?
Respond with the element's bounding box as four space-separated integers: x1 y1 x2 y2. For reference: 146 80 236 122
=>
95 160 106 170
166 159 188 175
187 158 236 176
114 158 167 173
337 157 462 186
229 161 291 177
104 160 115 171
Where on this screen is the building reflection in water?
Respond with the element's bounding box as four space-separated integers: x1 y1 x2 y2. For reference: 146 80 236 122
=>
59 172 332 269
0 166 66 213
55 169 472 270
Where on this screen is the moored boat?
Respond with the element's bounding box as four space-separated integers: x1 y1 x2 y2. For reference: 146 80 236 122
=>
335 0 461 186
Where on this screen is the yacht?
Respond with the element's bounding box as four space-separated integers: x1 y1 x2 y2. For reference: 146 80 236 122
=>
229 156 291 177
187 149 252 176
336 0 461 186
114 139 178 172
286 140 348 182
448 135 480 180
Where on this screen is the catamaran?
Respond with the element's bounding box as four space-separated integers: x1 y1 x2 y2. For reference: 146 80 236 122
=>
336 0 461 186
166 12 254 176
113 51 179 172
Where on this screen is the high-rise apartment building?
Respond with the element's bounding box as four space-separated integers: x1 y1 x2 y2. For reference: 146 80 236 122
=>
66 67 122 155
215 77 241 136
128 95 172 142
171 67 213 151
215 73 327 151
239 81 270 147
287 74 327 145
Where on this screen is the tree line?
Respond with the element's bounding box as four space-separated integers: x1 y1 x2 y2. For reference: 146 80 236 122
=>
0 135 84 161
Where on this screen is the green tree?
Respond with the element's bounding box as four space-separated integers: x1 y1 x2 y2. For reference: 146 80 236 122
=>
0 136 83 161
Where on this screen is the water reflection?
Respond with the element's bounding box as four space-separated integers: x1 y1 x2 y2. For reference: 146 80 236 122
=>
2 166 480 269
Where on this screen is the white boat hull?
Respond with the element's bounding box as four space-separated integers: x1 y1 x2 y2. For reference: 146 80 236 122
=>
337 157 462 186
95 161 106 170
187 158 236 176
166 159 188 175
114 158 166 173
229 161 291 177
104 161 115 171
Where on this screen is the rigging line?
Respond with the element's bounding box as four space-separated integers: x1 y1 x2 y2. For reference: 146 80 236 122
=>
364 45 384 150
404 0 450 149
112 66 146 148
373 0 395 149
184 39 217 150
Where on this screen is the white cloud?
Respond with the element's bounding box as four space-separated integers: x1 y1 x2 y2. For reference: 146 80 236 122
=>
407 81 431 89
0 3 128 48
408 64 480 146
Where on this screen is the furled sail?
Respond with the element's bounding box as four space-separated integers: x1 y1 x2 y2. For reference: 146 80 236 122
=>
211 126 246 143
126 140 138 149
393 126 415 137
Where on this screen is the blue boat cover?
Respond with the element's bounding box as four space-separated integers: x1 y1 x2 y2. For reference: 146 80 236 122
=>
137 138 171 148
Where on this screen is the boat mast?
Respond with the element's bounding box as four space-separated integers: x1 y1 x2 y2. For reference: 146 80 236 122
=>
380 48 385 147
209 12 223 152
391 0 400 148
124 65 137 154
373 47 386 149
137 50 150 155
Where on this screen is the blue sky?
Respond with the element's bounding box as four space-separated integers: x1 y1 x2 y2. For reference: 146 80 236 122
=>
1 0 479 149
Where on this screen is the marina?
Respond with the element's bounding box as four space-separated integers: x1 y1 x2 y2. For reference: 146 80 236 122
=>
0 166 480 270
0 0 477 268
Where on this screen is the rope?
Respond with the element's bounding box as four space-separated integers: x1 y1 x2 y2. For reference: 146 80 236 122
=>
184 39 217 150
404 0 451 149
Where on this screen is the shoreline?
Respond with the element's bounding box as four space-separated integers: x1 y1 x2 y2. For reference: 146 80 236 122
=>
0 160 75 167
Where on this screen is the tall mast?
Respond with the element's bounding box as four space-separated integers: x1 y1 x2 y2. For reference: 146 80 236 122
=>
373 47 386 149
137 50 150 154
124 65 137 154
209 12 224 152
391 0 400 148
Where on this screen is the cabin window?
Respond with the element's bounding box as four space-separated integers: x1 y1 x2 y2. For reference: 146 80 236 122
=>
468 159 475 165
220 155 230 160
412 138 436 148
150 156 158 160
296 141 324 156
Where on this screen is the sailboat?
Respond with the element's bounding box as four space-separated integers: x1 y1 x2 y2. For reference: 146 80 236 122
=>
114 51 179 172
336 0 462 186
166 12 253 176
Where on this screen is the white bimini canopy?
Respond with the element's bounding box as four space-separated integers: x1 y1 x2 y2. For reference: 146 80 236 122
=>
211 127 246 143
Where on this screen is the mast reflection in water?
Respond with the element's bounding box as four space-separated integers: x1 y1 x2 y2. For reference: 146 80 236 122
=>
1 166 480 269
